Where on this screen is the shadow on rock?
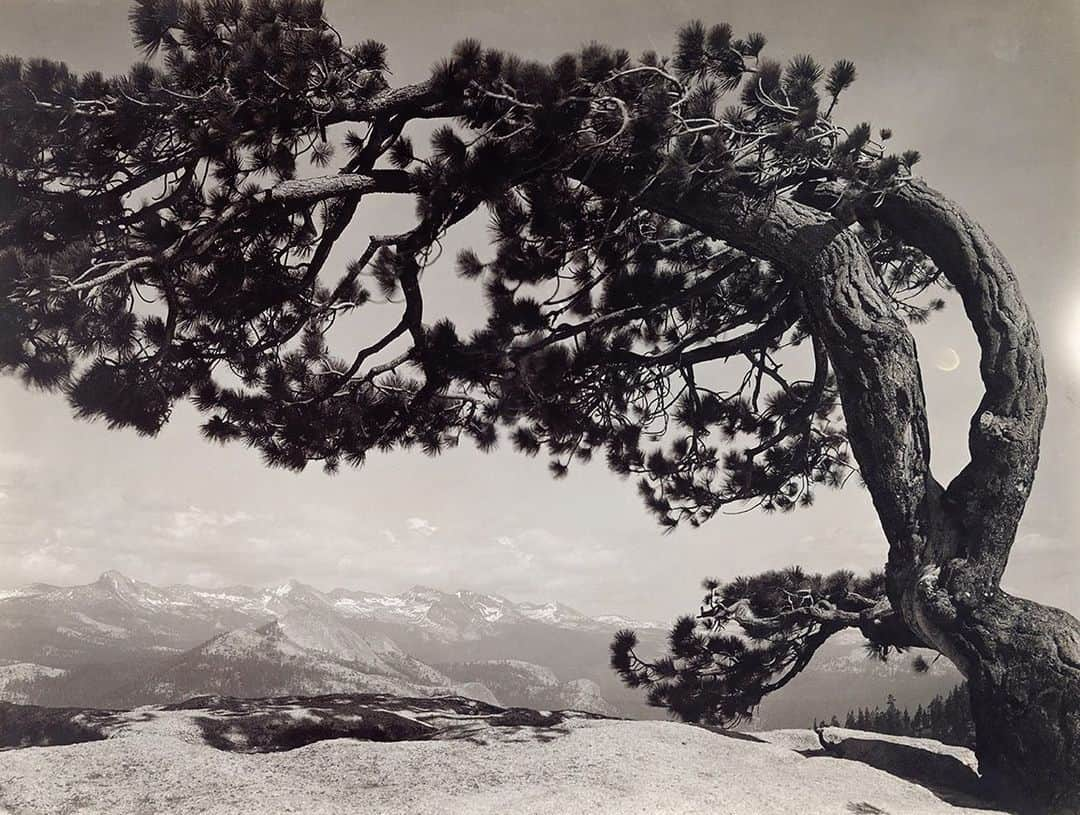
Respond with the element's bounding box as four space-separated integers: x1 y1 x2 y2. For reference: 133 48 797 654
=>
0 701 117 748
191 707 435 752
178 694 606 752
816 727 1001 811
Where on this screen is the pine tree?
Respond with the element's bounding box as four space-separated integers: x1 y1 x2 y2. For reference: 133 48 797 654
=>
913 704 925 736
1 2 1075 808
830 685 974 747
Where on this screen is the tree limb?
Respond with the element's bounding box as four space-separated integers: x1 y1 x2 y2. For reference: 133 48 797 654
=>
874 181 1046 585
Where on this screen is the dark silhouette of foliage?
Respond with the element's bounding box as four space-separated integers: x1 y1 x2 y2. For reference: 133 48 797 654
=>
609 566 918 725
0 1 930 515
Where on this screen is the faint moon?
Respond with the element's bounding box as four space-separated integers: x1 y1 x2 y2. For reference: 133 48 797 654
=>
935 347 961 372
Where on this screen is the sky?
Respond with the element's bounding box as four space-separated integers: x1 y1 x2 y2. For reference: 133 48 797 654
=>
0 0 1077 621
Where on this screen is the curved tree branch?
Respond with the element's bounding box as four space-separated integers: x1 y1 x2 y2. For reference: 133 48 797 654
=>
873 181 1047 586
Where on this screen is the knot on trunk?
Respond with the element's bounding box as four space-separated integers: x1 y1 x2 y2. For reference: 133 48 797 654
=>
976 411 1023 443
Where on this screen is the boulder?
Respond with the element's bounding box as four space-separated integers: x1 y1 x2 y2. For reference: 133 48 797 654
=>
818 726 986 804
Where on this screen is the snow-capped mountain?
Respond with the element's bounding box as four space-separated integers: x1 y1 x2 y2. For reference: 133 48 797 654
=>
0 572 651 715
114 615 499 708
0 571 647 667
327 585 640 640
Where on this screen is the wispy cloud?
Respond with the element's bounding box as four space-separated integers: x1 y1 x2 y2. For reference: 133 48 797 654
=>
406 517 438 536
154 506 262 540
458 528 627 600
0 451 40 474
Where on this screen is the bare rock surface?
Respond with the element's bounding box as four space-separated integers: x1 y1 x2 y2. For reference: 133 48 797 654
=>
753 727 830 753
815 726 987 806
0 695 1012 815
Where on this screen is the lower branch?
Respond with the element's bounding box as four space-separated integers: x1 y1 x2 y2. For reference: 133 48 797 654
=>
611 567 928 726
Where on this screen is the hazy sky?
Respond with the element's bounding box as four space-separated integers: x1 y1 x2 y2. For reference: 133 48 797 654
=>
0 0 1077 621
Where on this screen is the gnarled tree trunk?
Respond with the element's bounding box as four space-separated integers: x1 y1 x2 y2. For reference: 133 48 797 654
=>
792 180 1080 814
603 170 1080 812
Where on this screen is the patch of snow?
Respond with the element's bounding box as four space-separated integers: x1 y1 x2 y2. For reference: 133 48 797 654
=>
192 591 251 604
0 662 67 681
594 614 664 630
370 708 437 727
478 604 504 622
73 612 130 638
0 588 39 601
283 707 320 722
0 662 68 701
520 602 559 622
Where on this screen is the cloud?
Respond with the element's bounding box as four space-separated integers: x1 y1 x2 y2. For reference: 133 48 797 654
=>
6 544 82 585
406 517 438 536
155 506 261 540
0 451 41 475
160 506 219 540
460 528 627 600
0 497 631 605
991 34 1021 64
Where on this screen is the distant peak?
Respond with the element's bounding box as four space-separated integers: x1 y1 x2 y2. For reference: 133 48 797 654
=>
264 578 329 603
517 600 591 625
270 578 301 596
93 570 154 602
594 613 664 630
97 570 135 586
456 589 508 603
405 585 443 597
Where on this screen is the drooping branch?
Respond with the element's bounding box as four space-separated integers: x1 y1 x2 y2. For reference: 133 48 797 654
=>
1 8 890 513
610 567 925 726
509 255 765 359
612 296 799 368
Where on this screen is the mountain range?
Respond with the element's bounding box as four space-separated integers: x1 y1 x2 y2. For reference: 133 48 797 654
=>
0 571 961 724
0 571 661 716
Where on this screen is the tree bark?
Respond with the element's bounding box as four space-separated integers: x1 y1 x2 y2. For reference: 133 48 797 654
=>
956 588 1080 813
